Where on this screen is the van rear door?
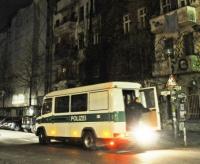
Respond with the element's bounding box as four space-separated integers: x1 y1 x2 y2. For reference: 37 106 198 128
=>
139 87 161 130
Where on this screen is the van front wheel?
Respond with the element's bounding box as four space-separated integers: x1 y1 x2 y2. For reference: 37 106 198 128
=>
38 130 50 145
82 131 96 150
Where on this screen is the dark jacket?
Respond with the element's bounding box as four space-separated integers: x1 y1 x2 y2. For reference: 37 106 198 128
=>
127 102 149 113
126 101 149 129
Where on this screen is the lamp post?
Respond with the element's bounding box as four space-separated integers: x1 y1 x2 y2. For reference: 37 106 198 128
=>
1 90 5 116
166 48 178 139
166 48 187 145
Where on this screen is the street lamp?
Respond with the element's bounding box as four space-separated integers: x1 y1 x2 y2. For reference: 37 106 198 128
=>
165 48 174 74
1 90 5 116
165 48 179 139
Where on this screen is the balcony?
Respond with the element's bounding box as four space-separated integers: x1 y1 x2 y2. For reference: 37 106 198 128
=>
54 42 77 62
54 21 76 36
150 6 197 34
152 55 200 77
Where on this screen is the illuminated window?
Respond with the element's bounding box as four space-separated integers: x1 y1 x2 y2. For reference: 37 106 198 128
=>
137 7 147 29
12 94 25 105
123 14 131 34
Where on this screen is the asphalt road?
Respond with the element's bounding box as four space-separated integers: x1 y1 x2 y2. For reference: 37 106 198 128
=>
0 129 200 164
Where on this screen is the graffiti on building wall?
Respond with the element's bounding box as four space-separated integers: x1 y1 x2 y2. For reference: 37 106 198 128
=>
155 36 167 61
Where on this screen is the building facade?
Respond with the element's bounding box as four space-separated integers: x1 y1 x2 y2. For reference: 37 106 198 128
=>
0 0 47 117
52 0 160 89
150 0 200 128
4 0 197 129
53 0 200 129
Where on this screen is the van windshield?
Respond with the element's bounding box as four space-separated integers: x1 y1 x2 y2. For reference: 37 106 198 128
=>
42 98 52 115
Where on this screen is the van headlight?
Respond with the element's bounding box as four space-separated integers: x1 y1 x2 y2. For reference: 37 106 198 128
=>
133 123 158 145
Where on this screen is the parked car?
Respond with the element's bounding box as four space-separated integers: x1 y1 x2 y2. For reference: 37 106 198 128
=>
21 106 40 133
0 118 21 131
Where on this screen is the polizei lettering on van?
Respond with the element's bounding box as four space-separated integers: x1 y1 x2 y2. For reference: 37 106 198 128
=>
71 115 86 122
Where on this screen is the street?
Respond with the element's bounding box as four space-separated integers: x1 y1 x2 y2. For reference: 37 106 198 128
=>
0 130 200 164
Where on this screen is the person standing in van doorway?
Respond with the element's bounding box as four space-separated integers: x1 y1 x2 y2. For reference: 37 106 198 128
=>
126 96 149 130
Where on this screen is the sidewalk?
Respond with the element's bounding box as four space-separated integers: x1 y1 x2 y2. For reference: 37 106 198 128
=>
157 130 200 149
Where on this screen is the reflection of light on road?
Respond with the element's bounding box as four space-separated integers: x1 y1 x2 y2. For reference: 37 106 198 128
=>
137 149 196 164
138 150 169 161
103 153 138 164
102 149 199 164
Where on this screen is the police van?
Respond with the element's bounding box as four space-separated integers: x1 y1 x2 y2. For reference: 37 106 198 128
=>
35 82 161 149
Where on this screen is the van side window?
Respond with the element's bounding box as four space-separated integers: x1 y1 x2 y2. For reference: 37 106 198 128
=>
71 94 87 112
55 96 69 113
42 98 52 115
123 90 135 107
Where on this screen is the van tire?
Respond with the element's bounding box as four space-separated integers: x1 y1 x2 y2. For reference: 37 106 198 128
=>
38 130 50 145
82 131 96 150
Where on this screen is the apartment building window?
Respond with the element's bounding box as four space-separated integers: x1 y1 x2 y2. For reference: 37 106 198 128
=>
79 6 84 22
62 16 68 24
55 19 60 27
137 7 147 29
184 33 194 55
190 0 198 5
161 0 171 13
91 0 95 14
123 14 131 34
178 0 190 7
86 2 89 18
56 65 67 81
93 32 100 45
70 11 77 22
164 38 174 56
78 33 84 49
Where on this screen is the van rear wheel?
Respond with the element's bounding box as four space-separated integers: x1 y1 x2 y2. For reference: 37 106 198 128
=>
82 131 96 150
38 130 50 145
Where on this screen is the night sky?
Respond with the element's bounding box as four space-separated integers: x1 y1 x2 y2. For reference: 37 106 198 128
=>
0 0 32 31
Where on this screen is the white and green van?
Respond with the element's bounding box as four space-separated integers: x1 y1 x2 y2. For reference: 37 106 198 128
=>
35 82 161 149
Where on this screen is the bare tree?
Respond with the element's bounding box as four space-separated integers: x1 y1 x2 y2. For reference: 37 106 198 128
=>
15 40 45 106
0 32 11 113
14 1 47 106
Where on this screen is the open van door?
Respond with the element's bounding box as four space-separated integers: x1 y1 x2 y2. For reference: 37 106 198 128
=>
139 87 161 130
